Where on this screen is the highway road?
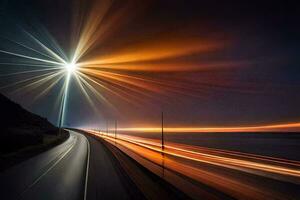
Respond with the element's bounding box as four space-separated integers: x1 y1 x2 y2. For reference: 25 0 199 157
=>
0 130 89 200
80 130 189 200
5 127 298 200
0 129 188 200
86 130 300 200
84 132 143 200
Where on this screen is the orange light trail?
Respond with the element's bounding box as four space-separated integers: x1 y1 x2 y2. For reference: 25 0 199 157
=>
117 122 300 133
84 129 300 199
78 38 223 67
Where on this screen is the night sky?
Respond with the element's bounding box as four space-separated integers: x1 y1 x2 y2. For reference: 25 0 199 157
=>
0 0 300 128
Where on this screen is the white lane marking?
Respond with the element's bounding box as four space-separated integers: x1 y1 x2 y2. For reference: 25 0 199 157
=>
83 135 90 200
18 133 77 199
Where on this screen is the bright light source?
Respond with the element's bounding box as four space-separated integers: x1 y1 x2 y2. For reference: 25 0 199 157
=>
65 62 77 73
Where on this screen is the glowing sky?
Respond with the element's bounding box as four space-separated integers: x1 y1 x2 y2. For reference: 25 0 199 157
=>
0 0 299 129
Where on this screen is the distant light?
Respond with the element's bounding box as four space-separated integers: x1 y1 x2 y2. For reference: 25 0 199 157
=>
65 62 77 73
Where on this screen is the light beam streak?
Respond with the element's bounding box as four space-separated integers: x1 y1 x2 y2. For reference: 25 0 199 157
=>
85 130 300 199
0 49 63 66
60 72 71 127
1 36 61 62
117 122 300 133
0 67 62 77
24 30 67 64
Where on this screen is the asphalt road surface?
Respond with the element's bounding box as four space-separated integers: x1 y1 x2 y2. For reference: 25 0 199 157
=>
84 132 143 200
86 130 300 200
0 129 188 200
0 130 88 200
82 131 189 200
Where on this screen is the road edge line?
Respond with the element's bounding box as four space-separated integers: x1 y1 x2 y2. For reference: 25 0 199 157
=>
83 135 90 200
18 133 76 198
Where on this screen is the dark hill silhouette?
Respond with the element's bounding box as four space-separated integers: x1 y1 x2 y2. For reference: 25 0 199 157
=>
0 93 58 154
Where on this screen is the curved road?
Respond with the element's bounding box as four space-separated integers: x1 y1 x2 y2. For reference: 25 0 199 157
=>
0 130 89 200
84 133 143 200
0 130 189 200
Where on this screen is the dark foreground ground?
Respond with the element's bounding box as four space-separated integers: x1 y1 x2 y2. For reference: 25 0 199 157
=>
0 93 69 171
0 130 69 171
0 130 88 200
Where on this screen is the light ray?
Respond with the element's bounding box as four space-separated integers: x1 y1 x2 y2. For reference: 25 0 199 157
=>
73 72 98 112
33 73 65 101
35 26 69 61
79 38 223 66
1 36 60 62
79 69 164 103
117 122 300 133
76 73 115 110
0 62 63 68
0 49 64 65
60 72 71 127
0 67 62 77
10 70 64 96
77 71 135 105
24 30 67 64
0 70 61 90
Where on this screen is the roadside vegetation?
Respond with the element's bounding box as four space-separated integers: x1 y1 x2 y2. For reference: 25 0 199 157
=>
0 93 69 171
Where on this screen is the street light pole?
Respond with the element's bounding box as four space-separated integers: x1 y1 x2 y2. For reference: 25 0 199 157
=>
115 120 117 140
58 94 65 135
161 111 164 153
106 120 108 137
